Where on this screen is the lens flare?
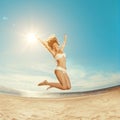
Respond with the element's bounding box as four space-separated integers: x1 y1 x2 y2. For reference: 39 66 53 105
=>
26 33 37 43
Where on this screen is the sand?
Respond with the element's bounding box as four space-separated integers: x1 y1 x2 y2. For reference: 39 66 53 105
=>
0 86 120 120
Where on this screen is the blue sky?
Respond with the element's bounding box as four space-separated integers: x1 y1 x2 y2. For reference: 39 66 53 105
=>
0 0 119 93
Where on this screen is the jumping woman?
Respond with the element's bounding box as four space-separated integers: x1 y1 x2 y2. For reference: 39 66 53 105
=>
37 35 71 90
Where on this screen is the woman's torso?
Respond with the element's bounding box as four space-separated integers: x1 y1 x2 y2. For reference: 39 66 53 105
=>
54 52 66 69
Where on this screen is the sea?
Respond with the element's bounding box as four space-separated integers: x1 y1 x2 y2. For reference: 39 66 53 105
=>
0 85 119 98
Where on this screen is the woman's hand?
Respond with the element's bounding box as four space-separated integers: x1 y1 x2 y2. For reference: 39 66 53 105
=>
35 34 44 44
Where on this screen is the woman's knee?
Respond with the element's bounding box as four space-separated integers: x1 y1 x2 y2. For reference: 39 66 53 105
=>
66 84 71 90
62 84 71 90
62 85 68 90
64 74 71 90
67 84 71 89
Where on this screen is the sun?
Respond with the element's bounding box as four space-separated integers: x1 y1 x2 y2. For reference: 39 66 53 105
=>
26 33 37 43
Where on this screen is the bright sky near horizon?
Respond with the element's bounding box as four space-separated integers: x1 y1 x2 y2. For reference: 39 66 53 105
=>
0 0 119 93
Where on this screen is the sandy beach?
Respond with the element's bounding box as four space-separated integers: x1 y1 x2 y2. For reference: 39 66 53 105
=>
0 86 120 120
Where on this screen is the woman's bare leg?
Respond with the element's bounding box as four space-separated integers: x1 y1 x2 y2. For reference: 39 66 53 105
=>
38 81 66 90
47 70 71 90
38 70 71 90
48 82 66 90
64 73 71 89
38 80 66 90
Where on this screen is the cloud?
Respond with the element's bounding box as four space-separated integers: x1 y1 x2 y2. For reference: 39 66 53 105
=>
0 59 120 92
69 67 120 91
0 73 55 91
0 58 57 91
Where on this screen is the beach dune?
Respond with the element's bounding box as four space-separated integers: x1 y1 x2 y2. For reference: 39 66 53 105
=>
0 86 120 120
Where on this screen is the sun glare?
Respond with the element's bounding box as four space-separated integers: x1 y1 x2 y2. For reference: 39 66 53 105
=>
26 33 37 43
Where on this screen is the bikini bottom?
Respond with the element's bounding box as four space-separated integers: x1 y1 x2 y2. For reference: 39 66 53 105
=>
55 66 67 73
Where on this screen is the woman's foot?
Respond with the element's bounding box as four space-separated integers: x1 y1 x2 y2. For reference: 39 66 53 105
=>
38 80 48 86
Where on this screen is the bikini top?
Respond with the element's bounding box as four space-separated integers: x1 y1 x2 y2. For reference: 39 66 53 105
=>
54 53 66 60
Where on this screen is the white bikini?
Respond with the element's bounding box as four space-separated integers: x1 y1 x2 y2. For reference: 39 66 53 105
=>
54 53 66 60
54 53 67 73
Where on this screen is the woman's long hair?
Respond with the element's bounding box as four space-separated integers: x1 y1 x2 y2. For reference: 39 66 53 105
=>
47 36 59 49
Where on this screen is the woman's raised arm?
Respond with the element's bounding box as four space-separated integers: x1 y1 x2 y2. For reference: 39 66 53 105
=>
37 36 54 56
60 34 67 51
